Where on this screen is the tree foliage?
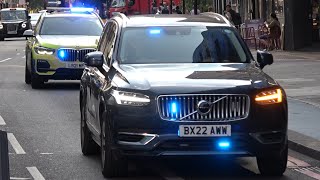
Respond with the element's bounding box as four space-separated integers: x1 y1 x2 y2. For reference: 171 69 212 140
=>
29 0 44 11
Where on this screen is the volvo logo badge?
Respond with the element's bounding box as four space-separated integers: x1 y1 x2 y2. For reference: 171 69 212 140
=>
197 100 211 115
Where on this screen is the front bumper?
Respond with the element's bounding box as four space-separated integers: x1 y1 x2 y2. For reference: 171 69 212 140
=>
106 98 288 157
32 54 84 80
0 27 29 38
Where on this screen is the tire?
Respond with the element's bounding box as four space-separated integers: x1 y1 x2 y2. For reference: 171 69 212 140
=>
81 97 99 155
25 61 31 84
101 115 128 178
31 72 43 89
0 36 4 41
257 142 288 176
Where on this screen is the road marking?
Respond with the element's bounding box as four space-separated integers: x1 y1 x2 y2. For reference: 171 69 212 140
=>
22 56 25 58
26 167 45 180
0 114 6 125
7 133 26 154
285 86 320 97
40 153 53 155
10 177 31 180
0 65 24 68
17 53 20 55
277 78 316 83
0 58 12 63
288 156 311 168
295 168 320 180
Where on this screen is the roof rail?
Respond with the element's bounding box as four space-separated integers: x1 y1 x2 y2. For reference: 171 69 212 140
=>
46 7 94 12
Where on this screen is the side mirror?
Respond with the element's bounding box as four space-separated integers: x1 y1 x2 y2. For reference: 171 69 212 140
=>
257 50 273 69
23 29 34 37
84 51 104 67
27 15 31 20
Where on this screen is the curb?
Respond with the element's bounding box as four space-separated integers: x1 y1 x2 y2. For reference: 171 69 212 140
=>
288 130 320 161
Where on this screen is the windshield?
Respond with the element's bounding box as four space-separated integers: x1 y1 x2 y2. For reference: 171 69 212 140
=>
119 27 250 64
0 10 27 21
30 14 41 21
40 16 103 36
111 0 126 8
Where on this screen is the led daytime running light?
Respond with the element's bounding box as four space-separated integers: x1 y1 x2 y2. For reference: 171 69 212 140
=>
255 89 282 104
112 90 150 106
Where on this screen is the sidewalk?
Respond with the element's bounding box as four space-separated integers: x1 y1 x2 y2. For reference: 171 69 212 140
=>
251 42 320 60
251 45 320 160
288 98 320 160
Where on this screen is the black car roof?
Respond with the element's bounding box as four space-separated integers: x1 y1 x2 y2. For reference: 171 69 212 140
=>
113 13 233 28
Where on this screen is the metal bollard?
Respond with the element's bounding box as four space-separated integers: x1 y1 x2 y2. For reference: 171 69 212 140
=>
0 131 10 180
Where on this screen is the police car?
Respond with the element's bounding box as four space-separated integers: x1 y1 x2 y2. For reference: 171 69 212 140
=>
0 8 31 41
23 7 103 88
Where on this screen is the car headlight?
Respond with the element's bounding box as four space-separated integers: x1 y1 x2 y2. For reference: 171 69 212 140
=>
0 24 3 29
111 90 150 106
21 23 27 28
255 88 283 105
34 46 55 55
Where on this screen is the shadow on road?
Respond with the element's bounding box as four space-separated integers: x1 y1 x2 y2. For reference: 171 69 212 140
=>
39 81 80 90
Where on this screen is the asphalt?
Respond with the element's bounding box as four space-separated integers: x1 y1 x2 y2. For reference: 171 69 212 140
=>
0 38 319 180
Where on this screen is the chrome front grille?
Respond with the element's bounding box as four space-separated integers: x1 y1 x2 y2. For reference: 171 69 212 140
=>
58 48 95 62
157 94 250 122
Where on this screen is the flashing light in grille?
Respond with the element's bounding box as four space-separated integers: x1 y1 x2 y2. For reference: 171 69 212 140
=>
58 49 66 60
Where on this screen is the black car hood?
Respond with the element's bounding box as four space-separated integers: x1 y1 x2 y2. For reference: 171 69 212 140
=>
114 63 278 94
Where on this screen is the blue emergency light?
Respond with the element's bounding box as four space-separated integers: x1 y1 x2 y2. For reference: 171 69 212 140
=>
170 102 177 113
57 49 66 59
149 29 161 35
70 7 94 13
217 140 231 150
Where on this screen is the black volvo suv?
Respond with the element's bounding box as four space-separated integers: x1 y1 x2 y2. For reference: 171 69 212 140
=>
80 13 288 178
0 8 31 41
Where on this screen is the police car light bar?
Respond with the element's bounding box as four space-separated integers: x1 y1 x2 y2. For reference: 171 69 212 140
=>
70 8 94 12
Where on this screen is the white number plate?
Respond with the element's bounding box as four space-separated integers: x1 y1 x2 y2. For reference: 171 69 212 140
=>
179 125 231 137
66 63 85 69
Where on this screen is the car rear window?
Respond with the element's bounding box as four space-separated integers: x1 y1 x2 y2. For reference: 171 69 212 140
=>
40 16 103 36
118 26 250 64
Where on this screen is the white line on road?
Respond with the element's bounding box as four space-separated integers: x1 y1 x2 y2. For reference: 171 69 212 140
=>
277 78 316 83
7 133 26 154
10 177 31 180
22 56 26 58
17 53 20 55
40 153 53 155
0 58 12 63
0 114 6 125
26 167 45 180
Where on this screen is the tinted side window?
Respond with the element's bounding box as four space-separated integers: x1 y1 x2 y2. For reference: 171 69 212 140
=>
98 22 110 52
103 22 117 67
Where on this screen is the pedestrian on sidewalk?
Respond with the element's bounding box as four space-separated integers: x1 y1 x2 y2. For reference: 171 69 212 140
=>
259 13 281 50
162 3 170 14
225 5 242 29
175 6 182 14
